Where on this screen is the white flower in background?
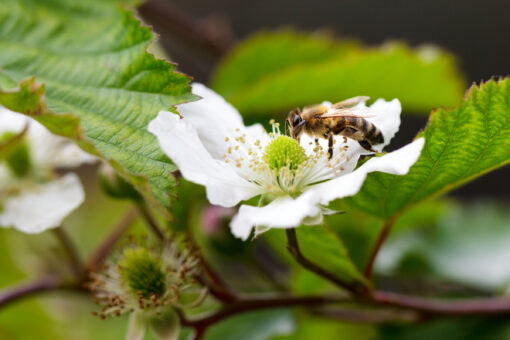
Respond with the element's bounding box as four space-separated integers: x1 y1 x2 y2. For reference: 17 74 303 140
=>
0 106 95 233
149 84 425 240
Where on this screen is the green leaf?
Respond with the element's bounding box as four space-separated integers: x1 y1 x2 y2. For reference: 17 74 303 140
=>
211 30 465 116
347 78 510 220
203 309 295 340
294 226 369 289
0 0 197 214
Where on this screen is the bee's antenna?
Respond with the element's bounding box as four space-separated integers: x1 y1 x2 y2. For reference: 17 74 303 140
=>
285 119 288 135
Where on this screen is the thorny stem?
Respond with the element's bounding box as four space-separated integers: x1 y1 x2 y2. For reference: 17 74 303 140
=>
86 208 138 271
52 227 83 279
137 202 166 240
285 228 368 295
364 217 397 279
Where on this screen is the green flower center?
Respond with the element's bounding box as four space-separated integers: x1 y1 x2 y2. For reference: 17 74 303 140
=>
0 131 31 178
118 247 166 299
263 136 307 171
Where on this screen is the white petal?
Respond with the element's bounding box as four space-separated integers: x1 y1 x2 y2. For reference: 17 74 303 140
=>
309 138 425 205
29 123 97 168
0 173 85 233
176 83 269 158
0 106 27 133
148 111 261 207
230 193 321 240
364 99 402 151
0 106 96 169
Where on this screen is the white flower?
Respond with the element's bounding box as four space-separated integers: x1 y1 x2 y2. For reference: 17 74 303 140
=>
0 106 95 233
148 84 424 240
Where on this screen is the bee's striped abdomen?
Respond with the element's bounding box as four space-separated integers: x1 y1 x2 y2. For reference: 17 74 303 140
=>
365 120 384 145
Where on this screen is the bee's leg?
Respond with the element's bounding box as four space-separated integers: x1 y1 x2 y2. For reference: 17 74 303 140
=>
314 138 319 144
328 134 334 159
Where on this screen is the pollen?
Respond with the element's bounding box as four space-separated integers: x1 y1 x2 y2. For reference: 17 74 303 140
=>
263 135 307 171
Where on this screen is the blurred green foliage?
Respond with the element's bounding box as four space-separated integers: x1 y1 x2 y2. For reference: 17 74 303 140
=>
0 0 509 339
378 201 510 291
211 30 465 117
203 309 295 340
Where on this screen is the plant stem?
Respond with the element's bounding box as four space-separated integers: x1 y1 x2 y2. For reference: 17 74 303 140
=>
52 227 83 279
185 229 238 303
182 293 351 338
313 307 420 323
0 276 78 310
137 202 166 240
195 273 238 303
285 228 367 295
373 291 510 316
86 208 138 271
364 217 396 279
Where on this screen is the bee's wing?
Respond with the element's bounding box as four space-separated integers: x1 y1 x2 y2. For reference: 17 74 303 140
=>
319 107 376 119
331 96 370 109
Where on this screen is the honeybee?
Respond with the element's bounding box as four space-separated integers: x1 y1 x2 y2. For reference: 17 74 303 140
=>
286 96 384 159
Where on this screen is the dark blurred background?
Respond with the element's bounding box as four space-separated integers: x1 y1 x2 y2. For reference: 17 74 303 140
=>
140 0 510 198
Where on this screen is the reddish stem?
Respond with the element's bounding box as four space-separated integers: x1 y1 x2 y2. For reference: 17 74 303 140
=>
286 228 368 295
364 217 396 279
374 291 510 316
0 276 79 310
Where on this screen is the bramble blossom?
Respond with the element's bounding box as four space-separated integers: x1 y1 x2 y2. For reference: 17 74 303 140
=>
149 84 424 240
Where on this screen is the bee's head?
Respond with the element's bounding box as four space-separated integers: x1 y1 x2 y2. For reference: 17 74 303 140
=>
286 108 305 140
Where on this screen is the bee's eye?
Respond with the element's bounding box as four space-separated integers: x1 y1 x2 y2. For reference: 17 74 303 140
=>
292 115 302 126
